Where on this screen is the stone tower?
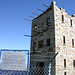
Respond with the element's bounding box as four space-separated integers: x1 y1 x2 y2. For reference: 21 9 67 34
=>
30 1 75 75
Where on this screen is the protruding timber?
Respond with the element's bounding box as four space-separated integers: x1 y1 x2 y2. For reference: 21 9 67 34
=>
62 0 64 9
29 15 35 18
24 35 32 37
24 18 32 21
33 13 39 15
43 4 49 8
37 8 45 12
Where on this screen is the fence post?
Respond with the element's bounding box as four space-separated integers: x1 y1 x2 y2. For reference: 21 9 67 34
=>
48 63 51 75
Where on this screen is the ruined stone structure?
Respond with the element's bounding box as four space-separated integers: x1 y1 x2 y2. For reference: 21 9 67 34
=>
30 1 75 75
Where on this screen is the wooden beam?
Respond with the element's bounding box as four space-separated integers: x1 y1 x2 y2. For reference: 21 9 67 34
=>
62 0 64 9
37 8 45 12
33 13 39 15
28 15 35 18
43 4 49 8
24 35 32 37
24 18 32 21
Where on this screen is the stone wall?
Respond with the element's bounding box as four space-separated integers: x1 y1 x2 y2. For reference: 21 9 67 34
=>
30 3 56 73
30 1 75 75
54 2 75 75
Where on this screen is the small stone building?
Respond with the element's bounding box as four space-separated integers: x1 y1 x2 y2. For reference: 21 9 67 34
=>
30 1 75 75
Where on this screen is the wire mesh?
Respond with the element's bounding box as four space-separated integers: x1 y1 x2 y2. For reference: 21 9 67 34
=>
0 70 29 75
29 65 55 75
0 65 55 75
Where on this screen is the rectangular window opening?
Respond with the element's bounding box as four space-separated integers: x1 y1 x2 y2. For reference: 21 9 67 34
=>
33 42 36 51
47 17 50 26
64 72 66 75
38 40 43 48
73 60 75 68
62 15 64 23
63 36 65 44
72 39 74 47
64 59 66 68
70 19 72 27
47 38 50 46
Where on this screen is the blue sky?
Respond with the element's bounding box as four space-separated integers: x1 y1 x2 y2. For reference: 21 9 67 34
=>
0 0 75 50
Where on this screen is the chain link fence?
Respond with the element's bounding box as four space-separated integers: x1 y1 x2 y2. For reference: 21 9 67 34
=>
29 66 49 75
29 65 55 75
0 70 29 75
0 65 55 75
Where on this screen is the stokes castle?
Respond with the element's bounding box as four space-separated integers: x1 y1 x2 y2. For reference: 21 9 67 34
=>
30 1 75 75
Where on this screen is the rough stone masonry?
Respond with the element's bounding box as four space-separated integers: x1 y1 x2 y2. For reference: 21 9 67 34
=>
30 1 75 75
